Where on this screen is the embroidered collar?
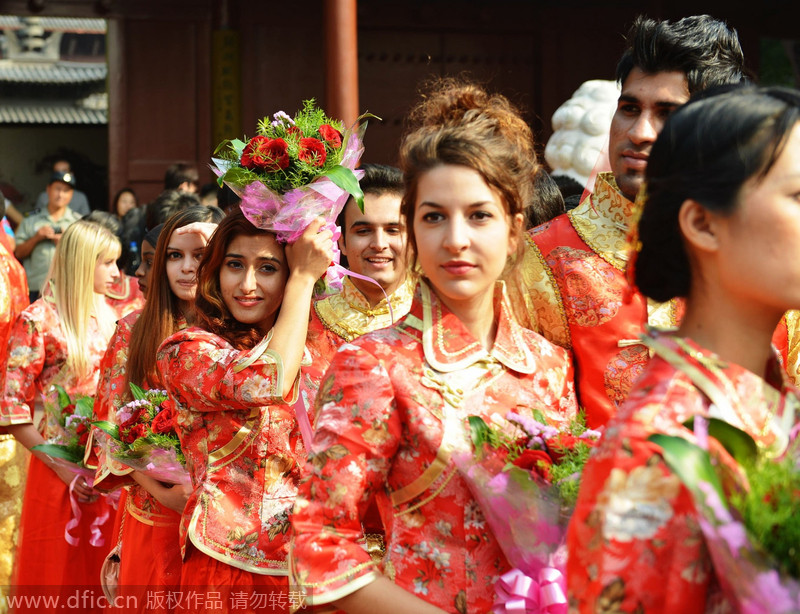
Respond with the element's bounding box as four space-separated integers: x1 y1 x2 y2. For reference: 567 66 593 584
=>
405 280 538 374
314 275 415 342
567 172 635 271
642 329 798 452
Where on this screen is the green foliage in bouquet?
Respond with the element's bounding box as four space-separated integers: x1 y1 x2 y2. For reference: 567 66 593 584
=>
32 384 94 465
468 409 600 509
732 439 800 577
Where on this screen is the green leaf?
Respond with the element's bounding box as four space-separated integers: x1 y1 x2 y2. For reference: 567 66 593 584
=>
32 444 83 465
91 420 120 440
75 396 94 418
54 384 71 409
649 434 727 502
325 166 364 212
683 417 758 465
468 415 491 450
129 383 147 401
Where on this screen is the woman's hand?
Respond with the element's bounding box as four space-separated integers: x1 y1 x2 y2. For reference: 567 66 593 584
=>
131 471 192 514
285 217 334 282
173 222 219 245
54 466 99 503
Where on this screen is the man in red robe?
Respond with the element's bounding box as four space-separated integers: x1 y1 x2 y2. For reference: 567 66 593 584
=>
521 15 748 427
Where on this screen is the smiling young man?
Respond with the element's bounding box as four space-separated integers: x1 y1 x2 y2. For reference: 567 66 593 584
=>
309 164 413 350
520 15 747 427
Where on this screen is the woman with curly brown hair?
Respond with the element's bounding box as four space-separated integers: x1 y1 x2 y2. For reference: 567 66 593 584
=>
156 208 332 609
289 80 577 613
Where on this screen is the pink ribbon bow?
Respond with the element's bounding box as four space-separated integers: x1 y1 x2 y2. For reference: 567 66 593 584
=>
493 567 568 614
64 474 110 548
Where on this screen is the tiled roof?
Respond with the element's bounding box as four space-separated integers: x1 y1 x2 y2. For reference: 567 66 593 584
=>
0 62 106 84
0 16 106 33
0 103 106 124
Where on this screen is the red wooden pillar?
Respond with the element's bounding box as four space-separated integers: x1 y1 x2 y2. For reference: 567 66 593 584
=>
324 0 359 126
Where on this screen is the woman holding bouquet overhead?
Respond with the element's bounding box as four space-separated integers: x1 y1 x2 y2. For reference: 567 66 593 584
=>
290 80 577 613
156 209 333 608
89 205 223 611
0 220 120 611
568 86 800 612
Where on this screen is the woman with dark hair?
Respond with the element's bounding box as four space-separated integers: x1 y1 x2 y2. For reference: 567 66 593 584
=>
156 208 332 606
89 205 223 611
110 187 138 218
568 86 800 612
290 80 577 613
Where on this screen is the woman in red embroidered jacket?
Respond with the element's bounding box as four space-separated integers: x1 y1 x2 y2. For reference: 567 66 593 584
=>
0 221 120 612
156 209 333 609
567 87 800 612
89 206 223 612
290 81 578 613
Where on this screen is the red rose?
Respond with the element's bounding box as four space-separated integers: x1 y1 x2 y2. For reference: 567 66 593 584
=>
61 403 76 417
75 421 90 446
286 126 304 138
151 407 175 435
318 124 342 148
241 136 290 171
120 408 145 430
121 423 149 445
298 137 327 167
512 449 553 481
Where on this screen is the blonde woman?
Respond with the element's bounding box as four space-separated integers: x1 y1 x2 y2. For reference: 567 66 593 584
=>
1 221 120 612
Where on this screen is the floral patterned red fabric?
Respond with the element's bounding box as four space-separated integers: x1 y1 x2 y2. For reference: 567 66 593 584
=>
157 327 306 575
0 297 114 603
520 173 683 428
291 281 577 612
568 331 796 613
302 276 415 412
88 309 183 608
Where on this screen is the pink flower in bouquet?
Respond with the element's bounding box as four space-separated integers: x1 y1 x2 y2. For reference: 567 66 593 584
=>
298 137 327 167
241 136 290 171
318 124 342 148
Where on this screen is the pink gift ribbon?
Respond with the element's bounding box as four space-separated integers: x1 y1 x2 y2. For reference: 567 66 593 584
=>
493 568 568 614
64 474 109 548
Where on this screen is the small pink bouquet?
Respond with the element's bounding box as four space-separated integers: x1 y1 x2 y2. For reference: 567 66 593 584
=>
92 383 190 486
455 410 601 614
651 414 800 613
212 100 373 295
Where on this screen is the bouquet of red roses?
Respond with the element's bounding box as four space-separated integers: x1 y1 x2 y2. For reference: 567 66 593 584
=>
651 414 800 613
33 384 93 468
92 383 189 486
212 99 373 295
454 410 601 614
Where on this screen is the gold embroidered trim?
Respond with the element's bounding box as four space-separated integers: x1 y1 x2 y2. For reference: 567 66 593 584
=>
208 407 260 465
315 277 415 342
525 234 571 349
394 468 457 517
567 173 633 272
301 570 379 605
390 442 452 506
125 496 180 527
232 330 274 373
187 496 289 575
